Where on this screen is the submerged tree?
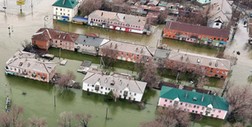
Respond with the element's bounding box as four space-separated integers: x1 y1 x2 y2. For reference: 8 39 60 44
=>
140 61 160 88
28 117 47 127
225 85 252 124
56 71 76 89
58 112 73 127
142 107 190 127
0 105 25 127
100 45 118 69
75 113 91 127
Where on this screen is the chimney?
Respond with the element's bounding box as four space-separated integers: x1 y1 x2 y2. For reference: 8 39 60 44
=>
185 92 188 98
115 44 117 49
101 12 103 16
215 62 218 67
135 47 138 52
201 95 204 102
138 19 140 22
123 16 125 19
140 48 143 53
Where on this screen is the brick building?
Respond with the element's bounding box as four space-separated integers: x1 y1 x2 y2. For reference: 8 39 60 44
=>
163 21 230 47
99 41 154 63
154 49 231 79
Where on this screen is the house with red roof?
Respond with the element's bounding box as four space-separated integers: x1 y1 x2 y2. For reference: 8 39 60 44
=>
163 21 230 47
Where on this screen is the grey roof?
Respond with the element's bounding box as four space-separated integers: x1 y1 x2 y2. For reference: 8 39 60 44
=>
154 49 231 70
75 35 109 47
83 72 147 94
6 51 57 74
100 40 154 57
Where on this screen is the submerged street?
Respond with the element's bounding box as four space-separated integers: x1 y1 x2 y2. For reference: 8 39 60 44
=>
0 0 251 126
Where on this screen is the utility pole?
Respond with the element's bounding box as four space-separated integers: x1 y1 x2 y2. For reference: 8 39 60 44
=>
105 107 109 120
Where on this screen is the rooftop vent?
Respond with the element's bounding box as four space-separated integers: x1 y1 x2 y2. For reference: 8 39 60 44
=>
201 95 204 102
193 97 197 101
110 80 115 86
215 62 218 67
197 58 201 63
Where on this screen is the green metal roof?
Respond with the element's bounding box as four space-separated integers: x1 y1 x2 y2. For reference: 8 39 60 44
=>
160 86 229 111
52 0 78 9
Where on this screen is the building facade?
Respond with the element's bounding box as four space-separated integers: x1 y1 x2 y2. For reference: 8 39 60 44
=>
163 21 230 47
154 49 231 79
99 40 154 63
82 71 147 102
158 86 229 119
51 32 78 51
74 35 109 56
32 28 79 51
5 51 57 82
52 0 79 22
88 10 147 34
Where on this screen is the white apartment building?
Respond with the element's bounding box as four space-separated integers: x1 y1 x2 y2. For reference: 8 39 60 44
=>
82 71 147 102
52 0 80 22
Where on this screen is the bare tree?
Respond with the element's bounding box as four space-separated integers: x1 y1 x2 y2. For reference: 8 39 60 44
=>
79 0 103 16
0 112 11 127
75 113 91 127
100 45 118 68
225 85 252 123
28 117 47 127
56 71 76 89
0 105 25 127
142 107 190 127
140 61 160 88
158 11 168 24
58 112 73 127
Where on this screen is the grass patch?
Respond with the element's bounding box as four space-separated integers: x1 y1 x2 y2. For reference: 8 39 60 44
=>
205 77 225 88
196 117 225 127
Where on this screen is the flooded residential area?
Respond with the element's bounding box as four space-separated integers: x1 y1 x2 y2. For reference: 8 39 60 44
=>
0 0 252 127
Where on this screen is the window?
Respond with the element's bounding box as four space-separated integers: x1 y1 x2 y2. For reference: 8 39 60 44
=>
60 9 62 11
164 104 166 107
194 105 196 108
165 99 167 102
56 8 58 10
134 93 136 96
216 115 219 118
202 107 205 110
170 100 172 103
218 110 221 113
185 104 188 106
197 106 199 109
211 114 214 117
101 87 103 89
180 102 183 105
192 110 195 113
92 85 94 87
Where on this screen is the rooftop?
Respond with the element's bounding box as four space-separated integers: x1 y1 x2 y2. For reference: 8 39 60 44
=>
52 0 78 9
89 10 147 27
165 21 230 39
75 35 109 47
154 49 231 70
100 41 154 57
160 86 229 111
83 71 147 94
6 51 57 74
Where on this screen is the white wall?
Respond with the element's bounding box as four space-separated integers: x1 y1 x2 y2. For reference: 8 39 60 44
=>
82 82 144 102
53 6 78 22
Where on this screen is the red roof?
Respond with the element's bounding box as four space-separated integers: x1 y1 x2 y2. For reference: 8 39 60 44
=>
165 21 230 38
32 28 79 42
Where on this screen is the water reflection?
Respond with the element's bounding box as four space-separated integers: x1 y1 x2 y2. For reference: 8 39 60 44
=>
57 89 76 102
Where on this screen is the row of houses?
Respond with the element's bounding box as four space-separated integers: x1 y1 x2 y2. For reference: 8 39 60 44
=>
163 21 230 47
4 49 229 119
32 28 231 79
4 50 229 119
